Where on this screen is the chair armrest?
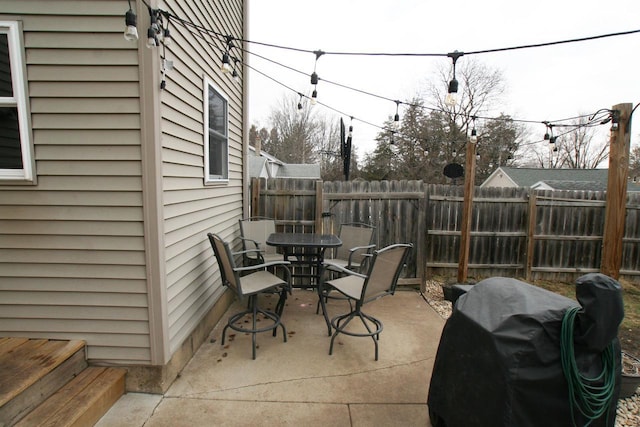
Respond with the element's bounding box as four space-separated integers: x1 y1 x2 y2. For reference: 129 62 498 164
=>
347 244 376 265
233 260 291 273
232 248 262 256
322 262 367 279
348 244 376 253
239 237 260 250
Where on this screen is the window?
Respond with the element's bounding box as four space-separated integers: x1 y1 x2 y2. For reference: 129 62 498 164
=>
203 77 228 183
0 21 33 182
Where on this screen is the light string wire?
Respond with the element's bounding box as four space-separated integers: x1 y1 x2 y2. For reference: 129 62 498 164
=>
139 1 636 150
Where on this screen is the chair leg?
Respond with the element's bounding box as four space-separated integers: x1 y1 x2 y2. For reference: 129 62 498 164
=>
251 296 258 360
222 294 286 359
329 309 383 361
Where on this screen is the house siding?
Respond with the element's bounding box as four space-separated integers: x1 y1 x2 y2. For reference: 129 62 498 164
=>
0 0 245 367
160 0 245 355
0 2 144 369
0 1 151 363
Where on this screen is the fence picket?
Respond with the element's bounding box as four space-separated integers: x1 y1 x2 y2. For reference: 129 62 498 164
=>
251 178 640 285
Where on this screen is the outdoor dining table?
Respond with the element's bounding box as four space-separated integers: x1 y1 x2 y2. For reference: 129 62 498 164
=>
266 232 342 331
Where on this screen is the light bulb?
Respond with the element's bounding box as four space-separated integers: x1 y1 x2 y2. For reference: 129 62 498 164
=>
394 113 400 129
445 78 458 106
221 53 232 73
162 28 171 46
445 92 457 107
146 28 157 48
124 9 139 42
311 89 317 105
232 69 240 82
470 128 477 143
348 125 353 138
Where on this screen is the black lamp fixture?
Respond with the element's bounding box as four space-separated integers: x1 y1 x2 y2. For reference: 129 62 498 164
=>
124 2 138 42
297 92 304 113
393 100 401 130
220 36 234 74
470 116 478 143
220 52 232 73
611 110 620 132
445 50 464 106
309 50 324 106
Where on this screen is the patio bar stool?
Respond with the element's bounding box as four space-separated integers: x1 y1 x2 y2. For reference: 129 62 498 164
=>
208 233 292 359
323 243 412 360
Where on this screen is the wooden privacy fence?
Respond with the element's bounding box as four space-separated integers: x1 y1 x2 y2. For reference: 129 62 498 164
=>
250 178 640 287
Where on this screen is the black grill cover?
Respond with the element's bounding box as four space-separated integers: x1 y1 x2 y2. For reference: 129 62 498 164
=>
427 275 622 427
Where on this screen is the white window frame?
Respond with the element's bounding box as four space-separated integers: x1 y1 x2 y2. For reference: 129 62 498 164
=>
0 21 34 182
203 76 229 184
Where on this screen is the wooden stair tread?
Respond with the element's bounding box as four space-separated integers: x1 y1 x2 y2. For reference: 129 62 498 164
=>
0 338 86 407
15 367 126 427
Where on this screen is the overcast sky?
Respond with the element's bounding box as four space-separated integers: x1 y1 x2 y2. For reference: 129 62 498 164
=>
246 0 640 159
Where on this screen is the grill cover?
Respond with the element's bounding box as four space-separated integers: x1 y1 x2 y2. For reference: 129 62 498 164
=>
427 274 623 427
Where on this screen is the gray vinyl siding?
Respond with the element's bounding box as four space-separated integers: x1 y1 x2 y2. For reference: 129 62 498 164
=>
160 0 245 354
0 0 246 365
0 1 150 363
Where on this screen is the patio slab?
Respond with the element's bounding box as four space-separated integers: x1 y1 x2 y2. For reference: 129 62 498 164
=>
97 288 445 426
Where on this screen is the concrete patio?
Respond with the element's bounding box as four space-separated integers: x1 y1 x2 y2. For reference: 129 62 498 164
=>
96 287 445 426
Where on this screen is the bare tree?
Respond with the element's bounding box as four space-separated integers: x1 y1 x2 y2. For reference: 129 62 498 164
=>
361 59 522 183
250 93 358 180
630 145 640 181
524 116 609 169
558 117 609 168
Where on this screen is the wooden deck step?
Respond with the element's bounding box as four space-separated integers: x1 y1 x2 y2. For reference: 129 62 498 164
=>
0 338 87 426
15 367 126 427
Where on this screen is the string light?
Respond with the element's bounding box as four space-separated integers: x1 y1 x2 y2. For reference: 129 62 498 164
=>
162 24 171 46
445 51 463 107
393 101 401 129
221 52 232 73
611 110 620 131
124 1 138 42
297 92 304 113
147 5 633 150
309 50 324 106
146 27 158 48
470 116 478 143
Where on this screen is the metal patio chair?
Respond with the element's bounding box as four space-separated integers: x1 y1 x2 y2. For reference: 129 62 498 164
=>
317 222 376 315
322 243 412 360
324 222 376 274
208 233 292 359
238 217 283 266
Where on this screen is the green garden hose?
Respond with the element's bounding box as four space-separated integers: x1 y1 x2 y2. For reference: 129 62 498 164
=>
561 306 617 427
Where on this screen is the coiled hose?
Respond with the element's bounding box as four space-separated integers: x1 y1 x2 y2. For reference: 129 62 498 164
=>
561 306 617 427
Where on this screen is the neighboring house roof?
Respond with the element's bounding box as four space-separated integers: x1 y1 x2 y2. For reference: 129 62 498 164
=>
531 180 608 192
482 166 639 192
248 145 320 179
248 155 270 179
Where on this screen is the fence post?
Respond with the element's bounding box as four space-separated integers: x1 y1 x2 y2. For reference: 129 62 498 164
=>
601 102 633 279
457 141 477 283
525 191 537 281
